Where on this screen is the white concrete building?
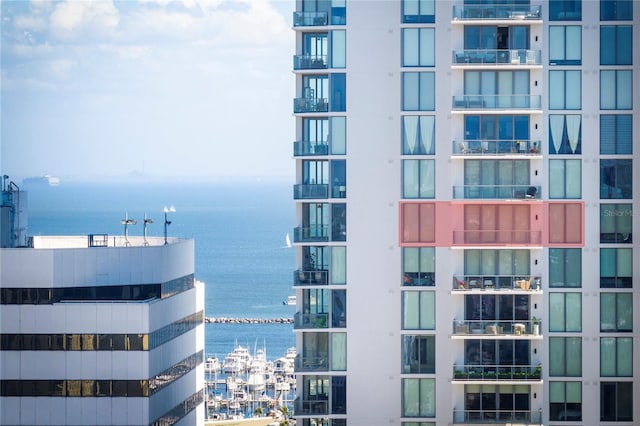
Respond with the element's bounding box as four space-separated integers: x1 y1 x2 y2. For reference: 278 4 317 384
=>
291 1 638 425
1 184 204 425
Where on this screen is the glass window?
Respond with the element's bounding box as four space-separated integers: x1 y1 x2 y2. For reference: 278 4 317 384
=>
403 72 435 111
549 26 581 65
402 0 435 23
600 115 632 154
549 248 581 287
600 159 632 199
600 203 632 243
463 159 530 199
403 291 435 330
402 335 435 373
600 248 632 288
549 114 581 154
330 30 346 68
403 160 435 199
549 70 581 109
549 292 582 332
331 332 347 370
403 28 435 67
601 382 633 421
550 381 582 421
549 0 582 20
600 26 632 65
403 247 435 286
549 159 581 199
549 337 582 376
330 116 346 155
600 0 633 20
600 70 633 110
330 73 346 112
601 337 633 376
331 246 346 285
402 378 435 417
600 292 633 332
403 116 435 155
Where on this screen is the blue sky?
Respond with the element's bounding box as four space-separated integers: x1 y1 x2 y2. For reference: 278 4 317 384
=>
1 0 295 181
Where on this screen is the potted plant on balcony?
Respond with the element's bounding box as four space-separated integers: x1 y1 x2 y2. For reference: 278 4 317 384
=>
532 316 540 335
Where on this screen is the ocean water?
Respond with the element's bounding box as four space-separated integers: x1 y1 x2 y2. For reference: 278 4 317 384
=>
24 179 296 360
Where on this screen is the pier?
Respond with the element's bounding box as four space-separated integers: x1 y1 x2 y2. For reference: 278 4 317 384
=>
205 317 293 324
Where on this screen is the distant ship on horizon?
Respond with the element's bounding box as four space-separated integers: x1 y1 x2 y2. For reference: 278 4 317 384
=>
22 174 60 187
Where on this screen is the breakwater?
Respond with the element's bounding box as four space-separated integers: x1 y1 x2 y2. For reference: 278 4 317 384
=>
205 317 293 324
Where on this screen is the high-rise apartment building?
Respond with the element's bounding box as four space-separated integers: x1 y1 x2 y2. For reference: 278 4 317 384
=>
1 183 204 425
291 1 637 425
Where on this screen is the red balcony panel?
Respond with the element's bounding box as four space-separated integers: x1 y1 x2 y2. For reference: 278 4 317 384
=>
399 201 583 247
547 202 584 246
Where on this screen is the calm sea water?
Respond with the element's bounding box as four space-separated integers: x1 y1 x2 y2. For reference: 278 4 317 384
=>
24 179 296 360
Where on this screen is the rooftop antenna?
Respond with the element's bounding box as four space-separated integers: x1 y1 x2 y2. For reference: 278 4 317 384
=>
143 212 153 246
121 212 136 246
163 205 175 245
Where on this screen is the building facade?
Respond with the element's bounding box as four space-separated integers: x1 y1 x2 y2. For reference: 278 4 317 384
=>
291 1 638 425
0 185 205 425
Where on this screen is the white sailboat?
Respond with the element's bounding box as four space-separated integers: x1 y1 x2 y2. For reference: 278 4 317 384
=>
285 232 292 248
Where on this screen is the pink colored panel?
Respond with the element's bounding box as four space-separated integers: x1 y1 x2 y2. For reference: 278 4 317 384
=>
419 203 436 242
402 203 420 243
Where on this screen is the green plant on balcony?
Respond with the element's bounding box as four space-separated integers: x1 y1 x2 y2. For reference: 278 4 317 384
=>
532 365 542 379
454 369 467 380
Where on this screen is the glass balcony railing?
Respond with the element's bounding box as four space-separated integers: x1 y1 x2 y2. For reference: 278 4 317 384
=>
294 97 329 113
293 184 329 199
293 225 329 243
294 269 329 286
452 95 542 110
402 272 435 286
452 185 541 199
453 409 542 424
452 319 542 337
294 54 328 70
295 354 329 372
452 4 541 20
293 11 328 27
452 230 542 245
293 141 329 156
294 398 329 415
453 275 542 291
293 312 328 329
453 49 541 65
453 364 542 381
453 140 541 155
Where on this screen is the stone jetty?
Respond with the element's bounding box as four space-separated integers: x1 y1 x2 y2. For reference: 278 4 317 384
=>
205 317 293 324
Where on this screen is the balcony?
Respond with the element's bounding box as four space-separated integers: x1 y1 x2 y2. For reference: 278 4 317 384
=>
294 97 329 113
294 312 328 329
452 320 542 338
452 230 542 246
452 185 541 199
453 275 542 292
453 140 541 156
452 4 541 21
294 398 329 415
293 11 328 27
293 184 329 200
293 141 329 156
453 364 542 382
452 95 542 111
295 354 328 372
293 225 329 243
453 409 542 424
294 54 328 70
293 269 329 286
452 49 541 66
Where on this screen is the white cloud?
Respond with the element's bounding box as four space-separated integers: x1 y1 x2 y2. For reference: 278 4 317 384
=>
49 1 120 41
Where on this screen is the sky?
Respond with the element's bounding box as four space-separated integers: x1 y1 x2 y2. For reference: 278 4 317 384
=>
0 0 295 182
